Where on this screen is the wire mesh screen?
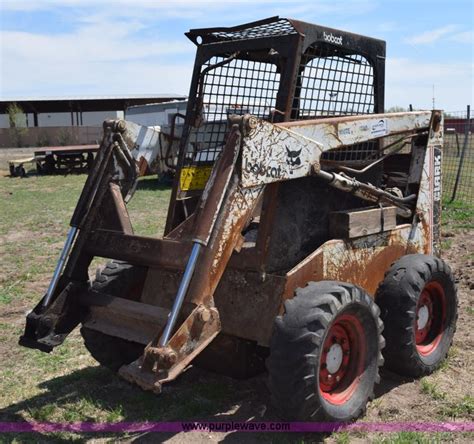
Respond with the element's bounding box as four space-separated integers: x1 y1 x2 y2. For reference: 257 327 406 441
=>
318 141 379 166
185 56 281 167
205 18 297 42
443 110 473 205
292 43 378 165
293 45 375 119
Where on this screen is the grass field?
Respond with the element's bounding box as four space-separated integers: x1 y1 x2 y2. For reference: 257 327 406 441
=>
0 171 473 443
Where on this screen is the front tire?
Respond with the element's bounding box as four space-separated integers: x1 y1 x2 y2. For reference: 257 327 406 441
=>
268 281 384 421
376 254 458 377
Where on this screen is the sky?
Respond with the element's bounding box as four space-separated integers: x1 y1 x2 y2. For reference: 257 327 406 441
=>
0 0 473 112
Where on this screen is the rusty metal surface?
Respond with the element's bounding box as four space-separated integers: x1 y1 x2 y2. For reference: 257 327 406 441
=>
193 125 242 245
141 268 182 308
140 267 283 345
85 231 192 270
241 112 432 188
81 291 168 345
241 119 322 187
212 269 284 345
119 304 220 392
187 178 265 305
415 112 444 256
164 213 196 240
254 183 280 272
279 111 431 141
159 305 220 378
284 225 423 300
115 134 268 389
106 183 134 234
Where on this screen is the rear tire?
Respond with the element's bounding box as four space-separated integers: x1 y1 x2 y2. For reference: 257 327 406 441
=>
80 261 147 371
268 281 384 421
376 254 458 377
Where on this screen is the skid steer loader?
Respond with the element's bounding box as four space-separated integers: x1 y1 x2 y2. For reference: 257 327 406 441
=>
20 17 457 421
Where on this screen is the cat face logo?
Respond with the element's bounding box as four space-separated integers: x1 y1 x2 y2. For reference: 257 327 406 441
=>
286 147 302 167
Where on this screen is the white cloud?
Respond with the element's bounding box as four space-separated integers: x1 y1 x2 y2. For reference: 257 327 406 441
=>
0 0 377 22
1 0 472 112
405 25 459 45
0 0 381 99
0 16 195 98
385 58 473 111
2 28 192 63
449 31 473 44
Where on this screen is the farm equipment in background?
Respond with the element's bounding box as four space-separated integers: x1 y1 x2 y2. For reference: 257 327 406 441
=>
124 120 181 179
35 145 98 174
20 17 457 422
8 145 98 177
8 121 180 179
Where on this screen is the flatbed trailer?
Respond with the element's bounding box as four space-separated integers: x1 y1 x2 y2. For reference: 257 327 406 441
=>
8 145 99 176
35 145 99 175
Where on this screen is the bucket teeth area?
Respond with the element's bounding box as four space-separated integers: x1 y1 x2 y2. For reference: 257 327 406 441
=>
119 360 163 394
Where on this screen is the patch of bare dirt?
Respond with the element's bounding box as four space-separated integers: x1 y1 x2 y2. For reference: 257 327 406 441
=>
2 230 36 243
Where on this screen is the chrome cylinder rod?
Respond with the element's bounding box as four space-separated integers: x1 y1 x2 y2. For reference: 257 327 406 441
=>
159 242 202 346
41 226 78 308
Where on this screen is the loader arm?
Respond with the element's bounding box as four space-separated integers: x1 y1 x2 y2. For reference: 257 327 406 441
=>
119 117 267 391
120 110 442 392
19 120 173 351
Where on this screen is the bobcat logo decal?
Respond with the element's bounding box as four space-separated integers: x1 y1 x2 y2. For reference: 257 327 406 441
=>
286 147 302 167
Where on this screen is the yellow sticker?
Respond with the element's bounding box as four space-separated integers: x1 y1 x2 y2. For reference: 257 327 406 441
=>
180 166 213 191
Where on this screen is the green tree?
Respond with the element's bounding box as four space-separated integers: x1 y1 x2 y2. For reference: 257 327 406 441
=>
7 102 28 147
385 106 408 113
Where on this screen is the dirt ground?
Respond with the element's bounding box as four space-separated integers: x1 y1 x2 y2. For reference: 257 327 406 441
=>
0 167 472 443
157 228 474 443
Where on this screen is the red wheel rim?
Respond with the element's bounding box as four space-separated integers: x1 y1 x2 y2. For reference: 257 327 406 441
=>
319 313 366 405
415 281 447 356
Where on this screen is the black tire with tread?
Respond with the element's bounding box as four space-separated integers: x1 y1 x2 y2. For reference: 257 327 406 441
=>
267 281 384 422
80 261 147 371
375 254 458 377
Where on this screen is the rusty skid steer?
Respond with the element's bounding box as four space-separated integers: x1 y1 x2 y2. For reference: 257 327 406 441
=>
21 17 457 421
